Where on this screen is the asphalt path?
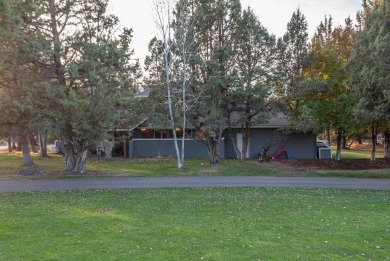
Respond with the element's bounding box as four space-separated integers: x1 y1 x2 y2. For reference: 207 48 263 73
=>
0 176 390 193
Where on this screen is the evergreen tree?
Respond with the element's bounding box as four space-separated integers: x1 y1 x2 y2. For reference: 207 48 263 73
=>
144 37 166 86
0 0 58 165
190 0 242 164
348 0 390 159
275 8 309 114
227 7 276 160
1 0 143 173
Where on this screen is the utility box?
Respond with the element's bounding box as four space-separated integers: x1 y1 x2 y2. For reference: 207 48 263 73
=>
319 148 332 159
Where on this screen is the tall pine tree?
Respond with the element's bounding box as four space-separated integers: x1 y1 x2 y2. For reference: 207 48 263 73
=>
348 0 390 159
226 7 276 160
275 8 309 114
189 0 242 164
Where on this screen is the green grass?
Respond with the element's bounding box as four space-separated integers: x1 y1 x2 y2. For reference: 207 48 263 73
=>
0 188 389 260
333 148 373 159
338 149 373 159
1 148 389 179
0 153 65 176
87 157 282 177
308 169 390 179
0 152 282 177
331 145 384 159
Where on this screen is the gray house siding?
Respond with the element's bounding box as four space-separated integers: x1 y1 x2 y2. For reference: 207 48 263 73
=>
224 128 316 159
224 129 241 158
283 133 317 159
129 139 225 159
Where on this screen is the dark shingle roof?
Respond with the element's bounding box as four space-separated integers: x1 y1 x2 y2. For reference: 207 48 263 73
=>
227 112 288 128
135 112 288 130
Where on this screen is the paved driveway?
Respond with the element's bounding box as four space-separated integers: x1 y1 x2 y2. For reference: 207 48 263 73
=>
0 176 390 192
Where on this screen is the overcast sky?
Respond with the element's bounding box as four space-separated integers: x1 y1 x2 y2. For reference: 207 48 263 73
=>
109 0 362 64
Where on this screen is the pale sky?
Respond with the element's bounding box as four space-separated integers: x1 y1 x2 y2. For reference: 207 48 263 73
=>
109 0 362 64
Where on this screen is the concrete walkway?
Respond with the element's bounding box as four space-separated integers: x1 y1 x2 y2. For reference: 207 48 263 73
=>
0 176 390 192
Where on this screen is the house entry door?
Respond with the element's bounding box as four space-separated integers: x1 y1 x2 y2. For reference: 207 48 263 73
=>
237 133 250 159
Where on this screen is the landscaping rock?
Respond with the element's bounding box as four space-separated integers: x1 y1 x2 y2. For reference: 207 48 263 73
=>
18 166 44 176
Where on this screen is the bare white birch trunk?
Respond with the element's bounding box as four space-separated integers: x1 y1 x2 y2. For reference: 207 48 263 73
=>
155 0 194 169
164 46 183 169
180 41 188 167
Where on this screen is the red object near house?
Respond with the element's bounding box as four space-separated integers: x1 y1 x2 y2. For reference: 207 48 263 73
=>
274 150 290 160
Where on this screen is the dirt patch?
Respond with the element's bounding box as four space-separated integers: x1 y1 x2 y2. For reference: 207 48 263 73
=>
264 158 390 174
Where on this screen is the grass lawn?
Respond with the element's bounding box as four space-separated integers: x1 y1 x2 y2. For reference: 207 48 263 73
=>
0 188 389 260
308 170 390 179
336 149 373 159
2 150 390 179
332 144 384 159
87 157 284 177
0 151 282 178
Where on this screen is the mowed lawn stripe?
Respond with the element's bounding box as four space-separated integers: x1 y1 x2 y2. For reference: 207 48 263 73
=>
0 187 389 260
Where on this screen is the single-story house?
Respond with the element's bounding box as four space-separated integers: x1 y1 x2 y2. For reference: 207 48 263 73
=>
128 113 317 159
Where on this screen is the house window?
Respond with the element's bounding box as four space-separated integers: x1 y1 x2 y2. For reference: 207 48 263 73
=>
154 130 171 139
185 129 194 139
140 128 154 138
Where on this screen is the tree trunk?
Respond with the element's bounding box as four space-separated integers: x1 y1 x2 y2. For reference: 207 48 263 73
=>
123 139 127 158
241 127 251 160
38 130 48 157
29 133 38 153
21 130 33 166
64 141 89 174
64 141 76 172
72 149 88 174
206 118 223 164
357 135 363 144
371 123 376 161
180 36 188 167
11 137 17 149
384 131 390 159
16 135 22 151
326 126 331 146
7 137 12 152
342 135 347 150
49 0 66 87
180 127 185 165
228 127 241 159
335 131 342 161
207 139 221 164
30 133 39 146
163 44 183 169
103 140 114 160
